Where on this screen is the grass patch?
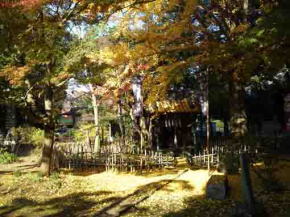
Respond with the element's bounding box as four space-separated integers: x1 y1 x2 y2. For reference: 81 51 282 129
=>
26 172 43 182
13 170 22 177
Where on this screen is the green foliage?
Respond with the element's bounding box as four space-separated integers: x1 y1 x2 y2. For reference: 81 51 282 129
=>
50 171 60 180
0 148 18 164
241 0 290 73
49 171 62 189
212 120 224 130
29 128 45 146
14 126 44 146
71 123 96 143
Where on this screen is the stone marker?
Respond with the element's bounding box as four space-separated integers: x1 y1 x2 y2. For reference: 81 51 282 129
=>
206 174 228 200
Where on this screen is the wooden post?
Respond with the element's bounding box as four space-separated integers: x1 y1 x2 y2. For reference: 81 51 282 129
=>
240 153 255 215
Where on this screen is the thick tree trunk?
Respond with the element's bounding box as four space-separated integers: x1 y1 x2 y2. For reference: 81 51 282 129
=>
229 72 248 138
40 85 54 176
40 126 54 175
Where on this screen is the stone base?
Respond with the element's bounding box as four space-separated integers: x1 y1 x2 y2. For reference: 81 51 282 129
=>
206 175 228 200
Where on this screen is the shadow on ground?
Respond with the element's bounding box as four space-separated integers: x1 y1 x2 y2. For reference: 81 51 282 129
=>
0 163 39 175
0 177 194 217
67 167 187 178
118 179 195 216
162 196 233 217
0 191 115 217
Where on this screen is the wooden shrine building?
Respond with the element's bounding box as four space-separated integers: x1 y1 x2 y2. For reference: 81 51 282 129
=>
148 99 200 153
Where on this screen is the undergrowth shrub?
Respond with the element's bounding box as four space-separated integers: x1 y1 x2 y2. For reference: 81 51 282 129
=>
70 123 95 143
50 171 60 180
14 126 44 146
49 171 62 189
0 148 17 164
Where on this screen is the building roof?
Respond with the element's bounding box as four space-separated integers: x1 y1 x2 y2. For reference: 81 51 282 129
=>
147 99 200 114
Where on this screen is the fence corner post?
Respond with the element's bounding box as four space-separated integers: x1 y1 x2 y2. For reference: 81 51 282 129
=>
240 153 255 215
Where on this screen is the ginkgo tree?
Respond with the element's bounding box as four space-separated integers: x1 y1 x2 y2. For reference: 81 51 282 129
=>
1 0 289 175
0 0 161 175
93 0 285 139
0 1 85 175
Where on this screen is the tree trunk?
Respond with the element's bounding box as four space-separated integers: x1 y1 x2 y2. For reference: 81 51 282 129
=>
224 116 230 136
89 84 100 153
205 70 210 171
108 122 113 143
93 101 100 153
243 0 249 22
24 79 46 126
40 85 54 176
140 117 146 150
148 117 153 148
229 72 248 138
41 126 54 175
118 102 125 146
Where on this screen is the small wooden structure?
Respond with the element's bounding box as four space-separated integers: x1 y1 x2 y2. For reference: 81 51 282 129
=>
148 99 200 152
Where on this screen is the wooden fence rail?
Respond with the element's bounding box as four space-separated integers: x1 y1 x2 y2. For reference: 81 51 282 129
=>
52 143 177 172
187 139 262 168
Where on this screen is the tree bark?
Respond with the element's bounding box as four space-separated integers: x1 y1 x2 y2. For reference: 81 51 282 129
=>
118 102 126 147
140 116 146 150
243 0 249 22
93 97 100 153
40 84 55 176
40 125 54 175
148 117 153 148
24 79 46 126
89 84 100 153
229 72 248 138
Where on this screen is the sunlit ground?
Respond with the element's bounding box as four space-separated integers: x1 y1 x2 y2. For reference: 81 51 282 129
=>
0 156 290 217
0 158 217 217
